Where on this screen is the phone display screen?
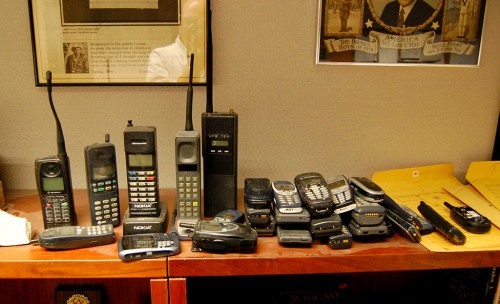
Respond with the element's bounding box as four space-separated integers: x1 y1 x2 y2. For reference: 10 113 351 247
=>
42 177 65 192
128 154 153 167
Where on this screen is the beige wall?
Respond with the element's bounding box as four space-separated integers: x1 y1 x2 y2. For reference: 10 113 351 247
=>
0 1 499 191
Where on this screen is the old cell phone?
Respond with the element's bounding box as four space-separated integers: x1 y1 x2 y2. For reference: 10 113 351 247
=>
380 194 422 232
276 225 312 246
35 71 77 229
326 175 355 214
349 177 385 203
118 209 181 260
244 178 273 209
124 121 160 217
274 207 311 224
400 204 434 235
351 196 386 226
38 224 115 250
347 220 392 237
444 201 491 234
294 172 334 218
272 180 303 213
327 225 353 249
309 213 342 238
84 134 120 226
191 220 258 252
384 208 421 243
118 232 180 261
175 54 201 230
244 203 272 226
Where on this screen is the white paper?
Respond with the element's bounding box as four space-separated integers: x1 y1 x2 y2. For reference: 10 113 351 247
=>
0 210 34 246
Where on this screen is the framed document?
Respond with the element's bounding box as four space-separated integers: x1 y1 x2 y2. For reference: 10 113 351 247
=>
316 0 486 67
28 0 209 85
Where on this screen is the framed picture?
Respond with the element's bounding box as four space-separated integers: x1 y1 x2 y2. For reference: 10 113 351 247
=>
316 0 487 66
28 0 209 85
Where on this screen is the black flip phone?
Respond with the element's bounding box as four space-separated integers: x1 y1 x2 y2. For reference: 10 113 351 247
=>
84 134 120 226
124 121 160 217
35 156 77 229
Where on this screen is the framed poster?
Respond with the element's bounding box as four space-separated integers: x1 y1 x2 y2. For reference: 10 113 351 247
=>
28 0 209 85
316 0 486 66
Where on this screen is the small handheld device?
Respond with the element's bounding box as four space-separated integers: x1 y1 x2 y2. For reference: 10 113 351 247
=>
272 180 303 213
327 175 355 214
84 134 120 226
380 195 421 232
35 71 77 229
417 201 466 245
294 172 334 218
244 178 273 209
349 177 385 203
308 214 342 238
176 54 201 229
118 209 180 260
400 204 433 235
118 232 180 261
191 220 258 252
202 110 238 217
276 225 312 246
384 208 421 243
351 196 386 226
327 225 353 249
244 203 272 226
124 121 159 217
38 224 115 250
347 220 392 237
443 201 491 234
274 207 311 224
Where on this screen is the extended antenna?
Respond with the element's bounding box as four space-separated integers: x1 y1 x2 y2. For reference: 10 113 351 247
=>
185 53 195 131
206 5 213 113
46 71 67 157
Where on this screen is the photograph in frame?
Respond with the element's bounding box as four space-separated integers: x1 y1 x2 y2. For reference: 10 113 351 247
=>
316 0 486 66
28 0 209 85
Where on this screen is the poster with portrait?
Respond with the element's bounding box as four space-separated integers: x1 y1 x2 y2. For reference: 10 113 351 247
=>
316 0 486 66
29 0 209 85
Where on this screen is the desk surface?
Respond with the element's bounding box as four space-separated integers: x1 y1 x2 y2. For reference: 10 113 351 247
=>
1 189 499 280
0 189 169 279
168 191 500 278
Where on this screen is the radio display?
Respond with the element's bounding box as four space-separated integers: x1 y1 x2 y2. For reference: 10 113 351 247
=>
211 140 229 147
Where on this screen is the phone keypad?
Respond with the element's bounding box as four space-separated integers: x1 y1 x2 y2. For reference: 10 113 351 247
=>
276 193 301 205
305 184 330 201
332 190 352 205
177 175 200 218
42 195 72 227
128 170 158 203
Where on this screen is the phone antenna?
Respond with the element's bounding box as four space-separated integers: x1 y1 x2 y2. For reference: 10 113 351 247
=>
206 5 213 113
46 71 67 157
185 53 195 131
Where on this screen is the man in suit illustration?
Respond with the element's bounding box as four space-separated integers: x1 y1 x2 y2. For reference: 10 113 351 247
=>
380 0 435 28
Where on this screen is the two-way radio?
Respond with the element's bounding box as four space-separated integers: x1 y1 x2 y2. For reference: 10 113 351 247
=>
84 134 120 226
175 54 202 238
35 71 77 229
124 121 160 217
201 7 238 217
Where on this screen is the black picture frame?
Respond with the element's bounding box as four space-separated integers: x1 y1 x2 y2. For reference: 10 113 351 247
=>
28 0 210 86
